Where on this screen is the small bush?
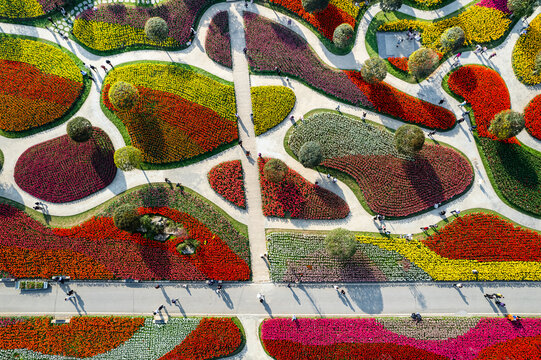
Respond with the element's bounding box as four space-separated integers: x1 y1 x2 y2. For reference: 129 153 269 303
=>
108 81 139 111
395 124 425 154
0 149 3 171
489 110 525 139
113 205 140 233
324 228 357 260
298 141 323 168
114 146 142 171
263 159 288 183
380 0 403 12
66 117 93 142
361 57 387 83
408 48 439 79
440 26 465 51
176 238 200 255
144 17 169 42
333 23 355 49
301 0 330 13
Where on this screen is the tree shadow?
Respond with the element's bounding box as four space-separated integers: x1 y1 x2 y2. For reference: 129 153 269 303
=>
403 154 445 207
495 141 539 188
348 285 384 314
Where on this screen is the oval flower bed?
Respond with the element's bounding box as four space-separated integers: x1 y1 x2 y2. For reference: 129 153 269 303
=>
252 86 296 135
14 128 116 203
205 11 232 68
261 317 541 360
208 160 246 208
102 63 238 164
259 158 349 219
524 94 541 140
0 36 84 132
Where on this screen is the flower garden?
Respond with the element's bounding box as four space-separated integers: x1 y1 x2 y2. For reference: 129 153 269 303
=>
208 160 246 208
206 11 232 68
252 86 296 135
0 316 243 359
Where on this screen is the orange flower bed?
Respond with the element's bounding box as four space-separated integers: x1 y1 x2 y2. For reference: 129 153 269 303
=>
0 246 114 279
387 57 409 72
0 317 143 357
476 334 541 359
103 84 238 164
346 71 455 129
268 0 355 40
0 60 83 132
524 94 541 140
159 318 242 360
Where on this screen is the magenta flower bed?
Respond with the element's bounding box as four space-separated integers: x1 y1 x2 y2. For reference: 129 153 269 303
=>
323 145 473 217
14 128 116 203
208 160 246 208
77 0 216 44
477 0 511 13
261 318 541 359
205 11 232 68
243 12 371 107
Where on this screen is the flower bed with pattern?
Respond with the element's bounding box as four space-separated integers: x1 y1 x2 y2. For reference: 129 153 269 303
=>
0 0 67 19
261 317 541 360
205 11 232 68
0 37 84 132
252 86 296 135
259 158 349 219
14 128 116 203
512 13 541 85
208 160 246 208
524 94 541 140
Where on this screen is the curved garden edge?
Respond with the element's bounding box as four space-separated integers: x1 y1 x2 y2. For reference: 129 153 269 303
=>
282 108 475 220
441 67 541 220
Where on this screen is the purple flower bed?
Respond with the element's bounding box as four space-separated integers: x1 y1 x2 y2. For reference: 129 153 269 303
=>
477 0 511 13
205 11 232 68
14 128 117 203
243 12 371 107
261 318 541 359
77 0 216 44
37 0 68 14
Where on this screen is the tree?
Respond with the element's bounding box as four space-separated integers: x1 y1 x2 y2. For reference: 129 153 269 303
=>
395 124 425 154
380 0 403 12
301 0 330 13
507 0 534 15
361 57 387 83
144 17 169 42
114 146 142 171
333 23 355 49
263 159 288 183
66 117 93 142
488 110 525 140
324 228 357 260
408 47 439 79
298 141 323 168
108 81 139 111
113 205 140 232
440 26 465 51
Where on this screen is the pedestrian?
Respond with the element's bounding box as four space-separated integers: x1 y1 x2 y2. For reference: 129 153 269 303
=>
469 125 477 131
414 33 421 41
258 153 262 158
64 294 75 301
182 284 188 289
101 65 108 73
438 99 445 105
458 100 467 107
333 285 339 290
336 105 340 112
158 304 165 311
439 210 446 216
66 289 75 296
434 203 440 209
493 293 504 298
485 293 495 299
480 46 488 54
453 283 463 288
90 65 97 72
292 315 296 321
257 292 265 303
451 209 461 215
155 284 161 289
520 28 528 35
407 27 414 40
216 288 221 294
260 253 265 259
421 226 429 231
315 180 319 186
454 52 462 60
287 283 291 288
495 299 506 307
462 111 470 118
362 112 367 120
327 173 331 179
190 27 196 36
276 67 282 76
238 140 243 146
165 178 170 183
48 16 54 24
186 40 192 46
285 76 289 83
33 206 41 210
472 269 479 275
332 177 337 183
340 289 346 295
245 151 251 157
172 298 178 304
243 47 247 55
245 0 248 7
384 230 391 236
430 224 438 229
396 36 404 47
250 113 253 122
235 113 240 120
290 115 295 121
457 117 465 123
474 44 482 54
488 52 497 60
105 59 113 68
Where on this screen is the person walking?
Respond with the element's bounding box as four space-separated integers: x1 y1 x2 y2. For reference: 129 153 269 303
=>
488 52 497 60
453 283 463 288
257 293 265 303
333 285 339 291
172 298 179 304
438 99 445 105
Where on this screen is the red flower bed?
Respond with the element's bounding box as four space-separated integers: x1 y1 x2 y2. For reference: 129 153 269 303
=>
0 317 143 357
346 70 455 129
423 212 541 261
159 318 242 360
0 60 83 132
267 0 355 40
103 84 238 164
323 145 472 217
387 57 409 72
259 158 349 219
14 128 116 203
447 65 516 143
205 11 232 68
263 340 445 360
476 335 541 359
524 94 541 140
208 160 246 208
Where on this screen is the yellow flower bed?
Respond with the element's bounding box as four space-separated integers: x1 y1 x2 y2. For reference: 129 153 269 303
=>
330 0 361 18
512 14 541 85
357 235 541 281
379 6 510 48
0 36 82 83
0 0 43 19
104 63 236 121
73 19 181 52
251 86 295 135
410 0 444 8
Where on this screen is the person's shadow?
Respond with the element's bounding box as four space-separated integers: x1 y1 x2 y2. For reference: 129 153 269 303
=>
287 286 300 304
219 288 234 309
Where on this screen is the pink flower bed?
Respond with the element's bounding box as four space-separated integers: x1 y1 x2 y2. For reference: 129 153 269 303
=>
477 0 511 13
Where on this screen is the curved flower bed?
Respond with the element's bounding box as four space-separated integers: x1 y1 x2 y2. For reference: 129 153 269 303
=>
0 37 83 132
205 11 232 68
159 318 242 359
208 160 246 208
259 158 349 219
477 0 511 13
387 56 409 72
524 94 541 139
261 317 541 360
512 13 541 85
0 317 143 357
423 213 541 261
14 128 116 203
73 0 215 51
102 63 237 164
0 0 66 19
252 86 296 135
